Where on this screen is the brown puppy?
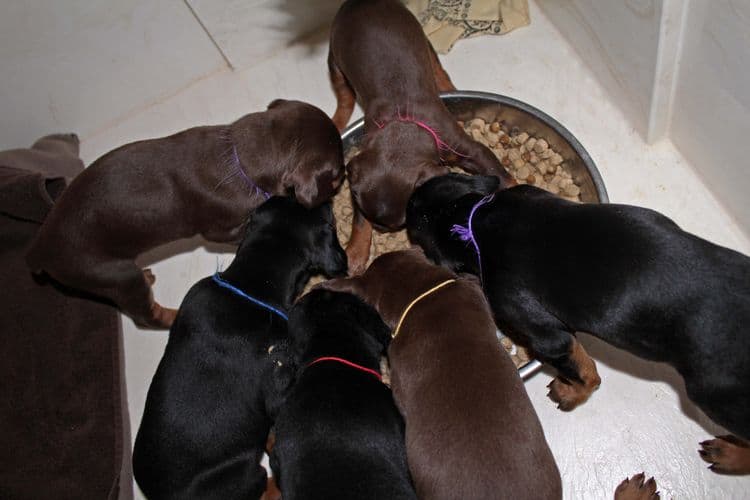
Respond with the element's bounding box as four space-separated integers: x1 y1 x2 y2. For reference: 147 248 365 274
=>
323 248 561 500
26 100 344 329
328 0 515 274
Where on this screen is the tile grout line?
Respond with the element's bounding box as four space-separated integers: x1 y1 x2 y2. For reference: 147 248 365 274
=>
182 0 235 70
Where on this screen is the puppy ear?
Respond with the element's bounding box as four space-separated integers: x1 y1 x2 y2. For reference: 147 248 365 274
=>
469 174 501 195
316 276 361 296
267 99 287 109
414 162 449 188
283 164 338 209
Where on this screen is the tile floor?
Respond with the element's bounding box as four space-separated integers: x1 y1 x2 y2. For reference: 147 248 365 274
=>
78 2 750 499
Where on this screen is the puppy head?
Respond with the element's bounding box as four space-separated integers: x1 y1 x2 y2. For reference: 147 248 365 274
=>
242 196 347 278
346 148 448 231
268 100 345 208
406 173 499 269
289 289 391 359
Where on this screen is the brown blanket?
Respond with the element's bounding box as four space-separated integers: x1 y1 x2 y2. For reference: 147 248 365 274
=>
0 135 128 499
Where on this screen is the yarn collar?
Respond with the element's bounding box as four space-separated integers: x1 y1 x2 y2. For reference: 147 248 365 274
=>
371 106 470 161
307 356 382 381
212 272 288 321
450 193 495 281
232 145 271 200
392 279 457 338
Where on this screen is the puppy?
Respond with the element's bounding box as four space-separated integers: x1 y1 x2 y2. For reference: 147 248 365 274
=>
323 248 561 499
271 289 417 500
26 100 344 328
407 173 750 474
132 197 347 500
328 0 515 273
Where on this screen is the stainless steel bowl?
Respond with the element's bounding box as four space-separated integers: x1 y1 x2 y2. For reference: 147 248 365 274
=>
341 90 609 379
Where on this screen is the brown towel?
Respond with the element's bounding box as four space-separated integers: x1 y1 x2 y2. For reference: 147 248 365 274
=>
0 135 128 500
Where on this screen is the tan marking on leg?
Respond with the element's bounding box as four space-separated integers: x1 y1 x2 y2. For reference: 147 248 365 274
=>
699 435 750 475
614 473 660 500
548 337 601 411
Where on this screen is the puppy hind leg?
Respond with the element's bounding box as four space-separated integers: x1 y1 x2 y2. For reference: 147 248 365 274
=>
428 42 456 92
699 435 750 475
98 261 177 329
328 51 356 132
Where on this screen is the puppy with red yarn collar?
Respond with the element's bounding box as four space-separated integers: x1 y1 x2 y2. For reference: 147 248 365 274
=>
26 99 343 329
270 289 416 500
327 0 515 274
322 248 561 500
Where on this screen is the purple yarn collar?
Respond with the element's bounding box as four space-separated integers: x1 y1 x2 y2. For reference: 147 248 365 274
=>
450 193 495 280
233 145 271 200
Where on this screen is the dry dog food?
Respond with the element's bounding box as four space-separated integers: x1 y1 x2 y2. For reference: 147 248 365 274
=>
305 121 583 369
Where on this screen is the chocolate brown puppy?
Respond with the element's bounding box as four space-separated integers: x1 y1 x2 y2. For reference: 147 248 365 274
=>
26 99 344 329
323 248 561 499
328 0 515 274
407 173 750 475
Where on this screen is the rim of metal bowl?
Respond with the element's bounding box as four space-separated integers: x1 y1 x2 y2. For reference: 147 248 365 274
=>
341 90 609 380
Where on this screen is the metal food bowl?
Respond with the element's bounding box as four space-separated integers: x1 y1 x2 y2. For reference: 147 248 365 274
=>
341 90 609 379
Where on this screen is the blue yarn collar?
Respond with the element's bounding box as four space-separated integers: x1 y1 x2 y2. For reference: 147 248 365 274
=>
212 272 289 321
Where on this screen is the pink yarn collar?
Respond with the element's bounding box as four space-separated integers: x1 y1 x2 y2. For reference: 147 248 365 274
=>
371 106 470 161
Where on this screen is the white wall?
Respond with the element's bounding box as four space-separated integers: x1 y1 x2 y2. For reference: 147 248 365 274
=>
535 0 665 141
537 0 749 234
670 0 750 231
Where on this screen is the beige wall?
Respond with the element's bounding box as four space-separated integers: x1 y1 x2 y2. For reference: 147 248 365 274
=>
670 0 750 231
538 0 748 233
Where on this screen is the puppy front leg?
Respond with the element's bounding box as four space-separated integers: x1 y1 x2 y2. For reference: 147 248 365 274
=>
438 120 517 188
497 299 600 410
427 42 456 92
346 208 373 276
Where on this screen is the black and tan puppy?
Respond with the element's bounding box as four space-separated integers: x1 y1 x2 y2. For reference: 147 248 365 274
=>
328 0 514 273
322 249 561 499
132 197 347 500
271 289 416 500
26 100 344 329
407 173 750 474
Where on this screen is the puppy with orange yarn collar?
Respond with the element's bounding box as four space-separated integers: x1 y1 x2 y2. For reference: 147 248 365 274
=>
322 248 561 500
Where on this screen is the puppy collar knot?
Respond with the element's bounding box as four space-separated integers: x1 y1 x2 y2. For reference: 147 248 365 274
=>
450 193 495 281
212 272 288 321
371 105 470 161
307 356 382 381
232 145 271 200
392 279 457 338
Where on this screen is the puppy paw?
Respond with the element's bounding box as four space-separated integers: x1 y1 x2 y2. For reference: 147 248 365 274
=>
146 302 177 329
547 377 595 411
143 268 156 285
699 435 750 475
614 473 659 500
